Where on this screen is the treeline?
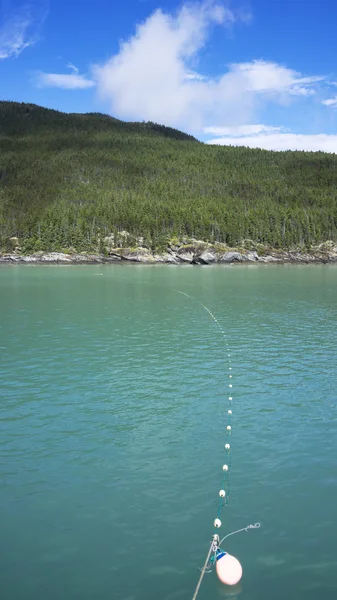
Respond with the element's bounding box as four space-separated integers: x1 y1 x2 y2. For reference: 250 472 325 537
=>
0 101 336 253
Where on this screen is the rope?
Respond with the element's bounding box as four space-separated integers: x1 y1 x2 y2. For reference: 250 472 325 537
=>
176 289 232 532
220 522 261 545
175 290 261 600
191 538 217 600
175 290 228 340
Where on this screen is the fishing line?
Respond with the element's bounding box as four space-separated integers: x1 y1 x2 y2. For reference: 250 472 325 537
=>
175 289 261 597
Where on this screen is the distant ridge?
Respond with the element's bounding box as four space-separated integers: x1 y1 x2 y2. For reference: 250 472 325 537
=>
0 101 198 141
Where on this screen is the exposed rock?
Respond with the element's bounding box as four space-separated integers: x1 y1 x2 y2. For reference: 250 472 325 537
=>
0 254 21 262
108 247 130 257
40 252 72 262
153 252 179 264
288 252 322 263
168 244 180 253
0 252 118 264
218 252 243 263
71 253 106 263
314 241 337 262
259 255 282 263
121 248 156 263
106 251 122 261
327 247 337 261
22 255 39 263
1 240 337 265
316 240 336 252
243 251 259 262
193 250 217 264
176 248 195 262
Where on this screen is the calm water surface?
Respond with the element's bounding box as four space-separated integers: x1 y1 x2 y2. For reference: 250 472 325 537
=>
1 265 336 600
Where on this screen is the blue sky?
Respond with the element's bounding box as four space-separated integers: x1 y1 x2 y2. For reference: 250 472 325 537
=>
1 0 337 150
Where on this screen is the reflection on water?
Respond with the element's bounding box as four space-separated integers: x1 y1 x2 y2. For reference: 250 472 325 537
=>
217 581 242 598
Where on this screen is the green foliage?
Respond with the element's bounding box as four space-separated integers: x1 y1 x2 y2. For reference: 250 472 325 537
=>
1 100 337 253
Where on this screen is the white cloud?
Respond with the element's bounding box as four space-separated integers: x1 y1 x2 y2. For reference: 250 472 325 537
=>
184 71 205 81
0 2 45 59
92 2 323 132
36 71 95 90
93 2 241 130
206 133 337 153
322 96 337 108
204 124 284 136
228 61 323 96
35 62 95 89
67 62 79 74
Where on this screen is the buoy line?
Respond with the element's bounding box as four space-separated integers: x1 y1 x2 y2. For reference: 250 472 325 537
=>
175 290 261 598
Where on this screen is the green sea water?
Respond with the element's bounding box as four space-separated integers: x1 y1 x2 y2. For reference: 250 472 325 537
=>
1 264 336 600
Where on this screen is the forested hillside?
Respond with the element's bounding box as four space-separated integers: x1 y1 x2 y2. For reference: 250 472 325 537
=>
1 101 336 253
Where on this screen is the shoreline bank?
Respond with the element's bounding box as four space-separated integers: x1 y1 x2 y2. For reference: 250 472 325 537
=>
1 245 337 266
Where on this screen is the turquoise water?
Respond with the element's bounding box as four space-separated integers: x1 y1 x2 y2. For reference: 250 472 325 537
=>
1 264 336 600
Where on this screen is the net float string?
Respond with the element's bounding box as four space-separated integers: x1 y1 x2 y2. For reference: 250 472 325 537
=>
175 289 233 530
174 290 260 599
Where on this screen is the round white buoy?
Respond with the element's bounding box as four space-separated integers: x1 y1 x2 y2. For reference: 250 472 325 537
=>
216 553 243 586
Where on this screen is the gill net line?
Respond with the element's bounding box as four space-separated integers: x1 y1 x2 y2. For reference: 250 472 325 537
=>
174 290 260 600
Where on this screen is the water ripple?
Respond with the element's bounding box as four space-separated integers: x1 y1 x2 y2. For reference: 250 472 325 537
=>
1 265 336 600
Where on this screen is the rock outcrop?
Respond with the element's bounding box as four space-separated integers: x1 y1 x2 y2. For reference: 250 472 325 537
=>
1 240 337 265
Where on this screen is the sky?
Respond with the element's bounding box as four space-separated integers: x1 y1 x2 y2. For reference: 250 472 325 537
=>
1 0 337 151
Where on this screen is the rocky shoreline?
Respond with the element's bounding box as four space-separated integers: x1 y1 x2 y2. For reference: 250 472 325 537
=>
1 240 337 265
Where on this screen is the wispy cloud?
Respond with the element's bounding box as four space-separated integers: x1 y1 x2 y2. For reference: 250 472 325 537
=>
0 2 46 60
36 69 95 89
91 2 324 133
228 62 324 97
322 96 337 108
67 62 79 74
206 132 337 153
184 70 205 81
204 124 284 136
